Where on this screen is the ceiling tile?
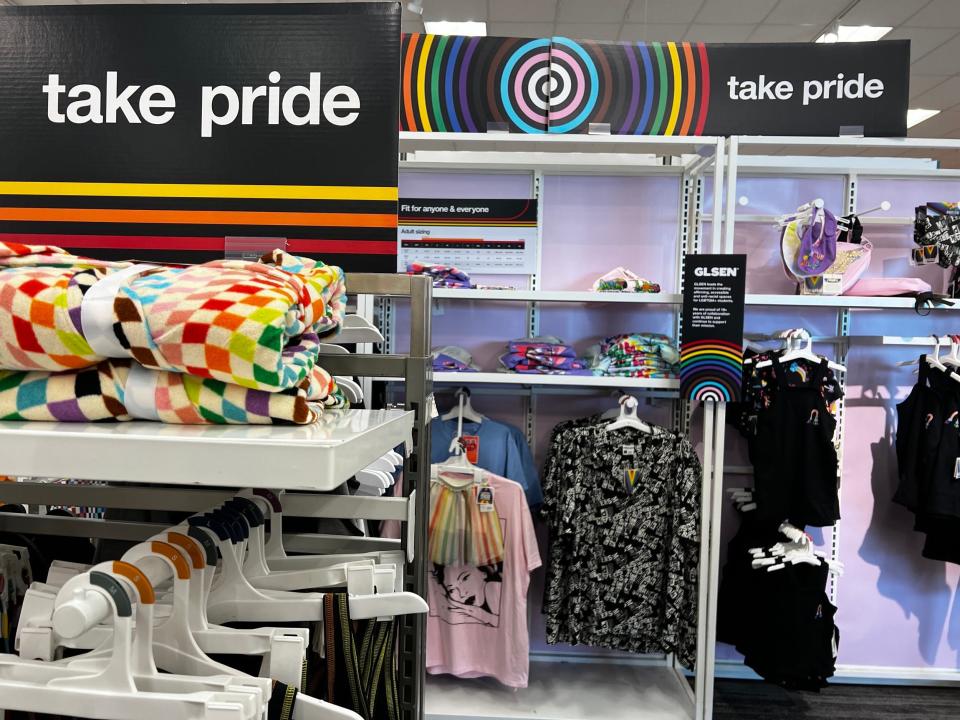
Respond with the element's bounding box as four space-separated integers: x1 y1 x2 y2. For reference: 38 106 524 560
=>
486 21 555 38
422 0 488 22
626 0 704 24
685 23 756 42
907 109 960 137
911 33 960 74
693 0 779 24
554 22 623 40
557 0 630 23
902 0 960 27
910 76 960 111
839 0 933 27
748 24 820 42
489 0 558 23
765 0 849 25
884 26 957 60
619 22 689 41
909 74 950 98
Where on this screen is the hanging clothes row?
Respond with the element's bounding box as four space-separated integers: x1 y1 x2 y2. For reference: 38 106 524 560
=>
540 395 701 668
895 338 960 564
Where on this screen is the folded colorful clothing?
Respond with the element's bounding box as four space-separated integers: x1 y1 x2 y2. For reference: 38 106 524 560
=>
591 267 661 294
406 262 474 289
499 352 586 371
432 345 479 373
506 336 576 358
0 360 342 425
0 242 345 393
588 333 680 378
500 363 593 375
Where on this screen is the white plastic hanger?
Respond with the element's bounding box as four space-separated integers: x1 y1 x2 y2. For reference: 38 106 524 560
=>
756 330 846 373
604 395 653 434
333 315 385 345
333 376 363 404
2 570 264 720
440 388 484 424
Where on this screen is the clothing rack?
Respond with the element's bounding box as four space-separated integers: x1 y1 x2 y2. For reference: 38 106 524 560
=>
0 272 433 720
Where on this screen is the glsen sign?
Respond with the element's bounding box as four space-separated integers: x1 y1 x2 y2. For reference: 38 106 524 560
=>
680 255 747 403
400 36 910 137
0 4 400 270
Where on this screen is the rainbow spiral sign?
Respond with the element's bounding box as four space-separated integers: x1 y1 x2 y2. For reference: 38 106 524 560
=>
679 255 747 404
401 35 911 137
400 34 709 135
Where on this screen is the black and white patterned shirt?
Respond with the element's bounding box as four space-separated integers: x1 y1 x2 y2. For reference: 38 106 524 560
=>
541 416 701 669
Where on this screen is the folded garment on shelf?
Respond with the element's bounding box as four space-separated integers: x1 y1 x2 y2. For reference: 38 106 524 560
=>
0 359 342 424
499 336 590 375
591 266 661 293
432 345 479 372
506 336 576 358
406 261 474 288
0 242 345 393
589 333 680 378
499 352 588 372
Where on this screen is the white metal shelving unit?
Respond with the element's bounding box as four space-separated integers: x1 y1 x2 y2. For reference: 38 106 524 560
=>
392 131 729 720
709 135 960 696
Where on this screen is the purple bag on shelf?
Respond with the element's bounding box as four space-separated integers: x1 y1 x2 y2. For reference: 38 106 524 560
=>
795 206 838 277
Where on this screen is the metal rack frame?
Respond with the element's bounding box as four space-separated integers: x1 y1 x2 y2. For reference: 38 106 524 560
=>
0 272 434 720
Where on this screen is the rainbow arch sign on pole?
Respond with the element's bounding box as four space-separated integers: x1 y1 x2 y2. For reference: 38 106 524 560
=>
680 255 747 403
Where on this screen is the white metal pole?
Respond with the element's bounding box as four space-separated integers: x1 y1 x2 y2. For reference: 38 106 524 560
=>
703 401 727 720
694 400 715 720
723 137 739 255
710 141 726 254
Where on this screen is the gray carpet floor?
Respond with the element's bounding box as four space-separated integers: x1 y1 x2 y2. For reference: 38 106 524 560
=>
714 680 960 719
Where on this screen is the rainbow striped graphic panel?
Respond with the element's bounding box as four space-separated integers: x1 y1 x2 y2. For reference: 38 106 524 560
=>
547 38 709 136
400 34 549 134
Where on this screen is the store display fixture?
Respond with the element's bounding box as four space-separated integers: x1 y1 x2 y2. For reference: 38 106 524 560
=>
0 272 434 720
378 132 960 720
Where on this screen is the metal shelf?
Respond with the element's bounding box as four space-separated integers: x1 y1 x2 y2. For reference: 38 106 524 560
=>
745 294 942 310
425 662 693 720
433 371 679 390
432 289 682 304
0 408 413 491
400 131 720 159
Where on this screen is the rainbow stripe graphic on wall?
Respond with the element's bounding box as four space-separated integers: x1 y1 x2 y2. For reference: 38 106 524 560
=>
400 34 711 136
679 339 743 402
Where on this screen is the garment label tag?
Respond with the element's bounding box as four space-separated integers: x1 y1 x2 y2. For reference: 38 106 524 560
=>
476 486 495 512
461 435 479 464
622 445 636 456
954 457 960 480
623 468 641 495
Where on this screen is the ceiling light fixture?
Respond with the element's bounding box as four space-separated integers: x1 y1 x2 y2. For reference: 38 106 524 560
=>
816 24 892 43
423 20 487 36
907 108 940 129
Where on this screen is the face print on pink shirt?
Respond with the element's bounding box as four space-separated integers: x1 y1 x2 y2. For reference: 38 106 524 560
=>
430 519 506 628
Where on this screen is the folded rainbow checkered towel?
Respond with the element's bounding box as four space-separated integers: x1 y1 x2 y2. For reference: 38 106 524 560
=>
0 242 345 392
0 360 342 425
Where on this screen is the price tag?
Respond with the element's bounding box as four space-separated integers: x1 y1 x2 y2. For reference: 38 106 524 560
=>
476 486 495 513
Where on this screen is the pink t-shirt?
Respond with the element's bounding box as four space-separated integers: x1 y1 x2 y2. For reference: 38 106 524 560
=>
426 471 541 688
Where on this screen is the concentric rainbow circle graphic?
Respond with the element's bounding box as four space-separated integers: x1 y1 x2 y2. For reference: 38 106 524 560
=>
680 339 743 402
548 37 599 134
500 38 552 134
